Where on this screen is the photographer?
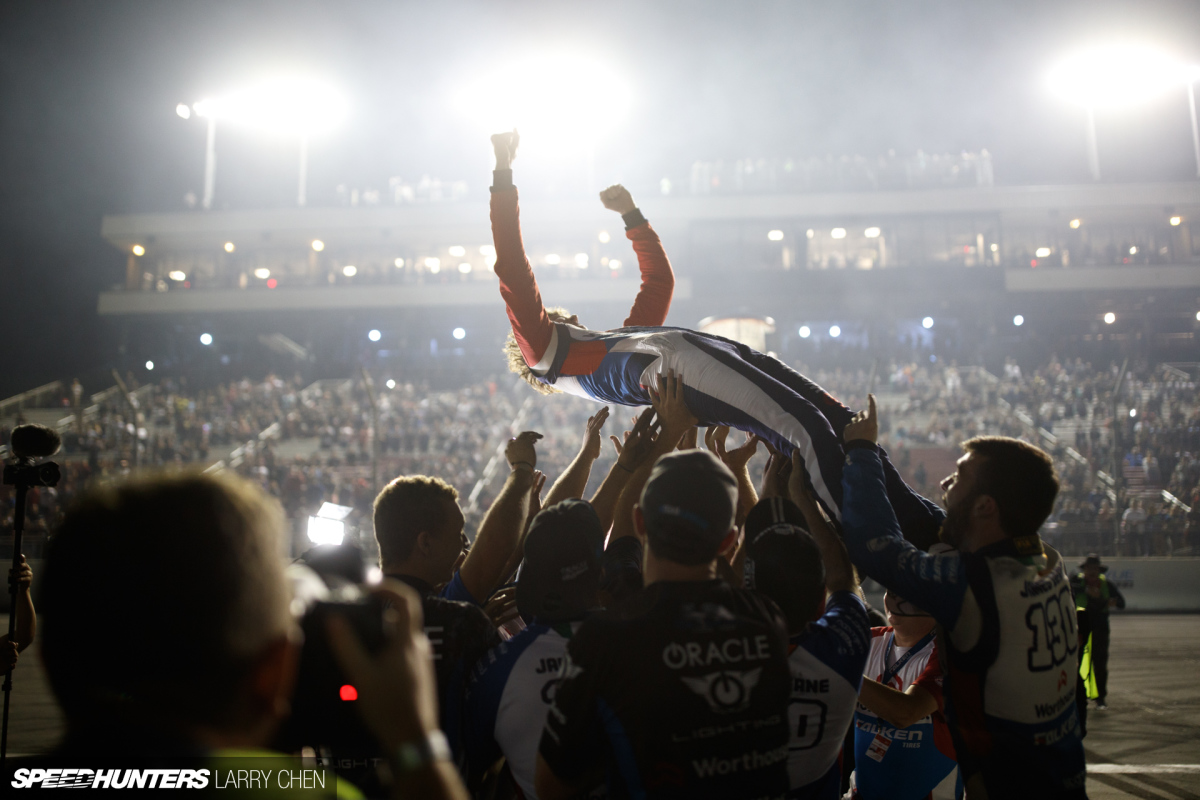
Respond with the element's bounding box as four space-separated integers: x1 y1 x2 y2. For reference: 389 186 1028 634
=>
39 472 467 800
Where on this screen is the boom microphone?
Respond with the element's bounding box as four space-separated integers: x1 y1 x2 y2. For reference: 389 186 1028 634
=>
9 424 62 460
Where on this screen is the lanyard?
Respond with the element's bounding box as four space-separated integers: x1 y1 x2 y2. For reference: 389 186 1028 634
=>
881 630 936 687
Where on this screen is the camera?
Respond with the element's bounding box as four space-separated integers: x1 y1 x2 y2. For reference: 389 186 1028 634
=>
275 545 388 768
3 461 61 488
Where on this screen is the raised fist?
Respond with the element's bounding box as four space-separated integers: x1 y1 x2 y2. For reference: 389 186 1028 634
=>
599 184 636 215
491 129 520 169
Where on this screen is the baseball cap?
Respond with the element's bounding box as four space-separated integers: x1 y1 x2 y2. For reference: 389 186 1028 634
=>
743 497 825 629
640 450 738 565
516 500 605 623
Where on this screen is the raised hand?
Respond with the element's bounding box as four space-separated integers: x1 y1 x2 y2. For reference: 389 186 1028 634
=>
581 407 610 461
704 425 759 472
491 129 520 170
649 369 697 438
613 408 660 471
505 430 543 471
599 184 636 215
843 393 878 444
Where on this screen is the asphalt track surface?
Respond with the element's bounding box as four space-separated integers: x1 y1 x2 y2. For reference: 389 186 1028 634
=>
3 614 1199 797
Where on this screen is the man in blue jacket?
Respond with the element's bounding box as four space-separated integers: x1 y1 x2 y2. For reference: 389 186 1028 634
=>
840 395 1087 799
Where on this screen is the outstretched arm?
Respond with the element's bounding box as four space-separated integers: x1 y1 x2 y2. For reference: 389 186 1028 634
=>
544 407 610 508
492 131 555 369
600 185 675 327
9 555 34 650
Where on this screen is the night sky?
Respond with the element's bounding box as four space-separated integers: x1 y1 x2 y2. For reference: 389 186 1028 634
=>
2 0 1199 396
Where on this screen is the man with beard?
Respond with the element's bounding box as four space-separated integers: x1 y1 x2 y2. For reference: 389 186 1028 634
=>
841 396 1087 800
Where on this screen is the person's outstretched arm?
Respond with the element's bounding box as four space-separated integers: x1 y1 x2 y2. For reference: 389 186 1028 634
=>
457 431 540 603
491 131 555 370
9 555 34 650
544 407 610 507
599 185 675 327
788 453 858 595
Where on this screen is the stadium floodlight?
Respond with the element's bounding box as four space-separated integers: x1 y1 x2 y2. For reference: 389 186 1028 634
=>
1104 312 1116 324
1014 314 1025 326
394 257 405 267
311 239 325 251
544 254 561 266
598 231 611 244
131 244 145 256
1195 310 1200 321
1047 44 1189 180
175 103 191 120
190 77 348 207
830 228 847 239
798 326 811 338
1129 408 1138 418
199 333 213 345
1035 247 1051 258
145 360 155 371
386 379 396 389
608 259 622 270
306 516 345 546
342 265 357 277
454 53 631 157
1070 218 1082 228
1172 216 1183 226
368 329 382 342
458 262 472 274
922 317 934 329
864 227 881 238
453 327 466 340
767 230 784 241
575 253 589 268
168 270 186 281
829 325 842 338
448 245 466 257
254 268 270 280
224 241 236 253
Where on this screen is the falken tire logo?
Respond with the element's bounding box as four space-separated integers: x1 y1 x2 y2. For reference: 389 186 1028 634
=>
682 668 762 713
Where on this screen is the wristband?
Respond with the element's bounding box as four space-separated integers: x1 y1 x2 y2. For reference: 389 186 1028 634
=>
511 461 535 473
621 207 648 230
389 731 451 774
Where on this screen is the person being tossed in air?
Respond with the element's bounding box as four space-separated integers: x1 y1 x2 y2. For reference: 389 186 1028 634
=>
488 129 942 546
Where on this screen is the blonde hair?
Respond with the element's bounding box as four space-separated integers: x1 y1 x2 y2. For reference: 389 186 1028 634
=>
504 307 575 395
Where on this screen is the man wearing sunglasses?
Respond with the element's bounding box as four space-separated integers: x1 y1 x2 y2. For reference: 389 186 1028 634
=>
850 590 958 800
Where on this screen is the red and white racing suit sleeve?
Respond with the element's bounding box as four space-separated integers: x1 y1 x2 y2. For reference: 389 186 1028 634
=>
623 221 675 326
490 183 554 369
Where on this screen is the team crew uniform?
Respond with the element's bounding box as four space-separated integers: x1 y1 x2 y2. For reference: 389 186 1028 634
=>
465 621 591 799
490 173 941 546
840 444 1088 799
538 580 792 799
851 628 957 800
388 574 500 764
782 591 871 799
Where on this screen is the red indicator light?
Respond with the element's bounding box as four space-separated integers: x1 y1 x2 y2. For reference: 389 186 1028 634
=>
267 278 278 289
339 684 358 701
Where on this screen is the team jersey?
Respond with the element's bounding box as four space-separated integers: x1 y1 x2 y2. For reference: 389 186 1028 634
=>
465 621 594 800
389 575 500 765
784 591 871 799
852 628 956 800
490 185 942 549
841 445 1087 799
539 579 792 799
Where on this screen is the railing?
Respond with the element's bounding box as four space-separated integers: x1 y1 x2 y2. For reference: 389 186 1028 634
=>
0 381 64 418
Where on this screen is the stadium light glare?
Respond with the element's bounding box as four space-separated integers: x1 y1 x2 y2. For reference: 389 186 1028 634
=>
574 253 589 268
1195 310 1200 321
922 317 934 329
1171 215 1183 226
131 244 145 256
368 329 382 342
192 77 348 136
864 227 881 238
1129 408 1138 418
224 241 236 253
394 257 404 267
1048 45 1185 110
342 265 357 277
145 360 155 371
479 245 496 257
168 270 186 281
1104 312 1117 324
767 230 784 241
254 268 270 279
1129 246 1138 255
545 254 561 265
1014 315 1025 326
454 54 631 155
175 103 191 120
1070 218 1082 228
453 327 466 340
806 229 815 239
829 325 841 338
608 259 622 270
798 326 811 338
306 515 345 546
448 245 466 257
199 333 213 345
424 257 441 270
830 228 847 239
386 379 396 390
311 239 325 251
598 231 611 244
458 262 472 274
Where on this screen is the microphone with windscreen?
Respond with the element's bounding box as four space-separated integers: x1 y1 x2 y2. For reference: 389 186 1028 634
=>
9 424 61 461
